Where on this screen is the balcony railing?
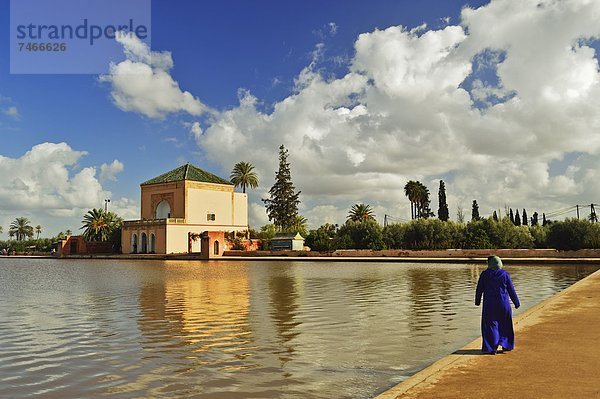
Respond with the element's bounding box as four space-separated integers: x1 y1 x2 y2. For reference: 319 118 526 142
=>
123 218 186 226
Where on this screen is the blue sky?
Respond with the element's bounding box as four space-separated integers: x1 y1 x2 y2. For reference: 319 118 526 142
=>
1 0 599 235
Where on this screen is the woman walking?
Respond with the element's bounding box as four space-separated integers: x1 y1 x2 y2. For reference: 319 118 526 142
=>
475 256 520 354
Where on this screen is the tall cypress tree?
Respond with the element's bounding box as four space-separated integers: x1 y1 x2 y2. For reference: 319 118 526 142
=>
471 200 480 221
493 210 499 221
531 212 539 226
437 180 449 221
515 209 522 226
542 213 547 226
522 209 528 226
509 208 515 224
263 145 301 231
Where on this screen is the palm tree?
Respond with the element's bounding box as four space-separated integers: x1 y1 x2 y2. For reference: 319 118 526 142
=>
9 217 34 241
348 203 375 221
35 225 42 239
404 181 419 219
81 209 122 242
289 214 309 236
414 182 434 219
65 229 72 236
230 161 259 193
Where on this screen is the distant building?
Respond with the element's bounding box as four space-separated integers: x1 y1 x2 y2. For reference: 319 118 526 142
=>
270 232 305 251
121 164 248 256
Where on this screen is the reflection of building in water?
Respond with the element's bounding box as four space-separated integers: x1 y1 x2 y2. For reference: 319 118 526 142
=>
122 164 248 256
137 264 252 363
469 264 484 284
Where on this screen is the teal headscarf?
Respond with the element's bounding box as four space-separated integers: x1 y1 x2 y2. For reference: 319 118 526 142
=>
487 255 503 270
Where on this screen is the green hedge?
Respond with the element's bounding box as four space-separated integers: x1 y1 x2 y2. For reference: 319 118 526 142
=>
305 218 599 251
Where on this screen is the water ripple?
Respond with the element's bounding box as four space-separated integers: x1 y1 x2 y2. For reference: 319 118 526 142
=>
0 259 597 399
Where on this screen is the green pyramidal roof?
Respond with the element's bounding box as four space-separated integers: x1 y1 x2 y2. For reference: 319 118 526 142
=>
141 164 233 186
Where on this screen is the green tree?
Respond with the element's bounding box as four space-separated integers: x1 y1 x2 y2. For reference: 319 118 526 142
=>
9 217 34 241
415 182 434 219
382 223 405 249
230 161 259 193
471 200 480 221
35 225 42 239
547 219 600 250
402 219 462 250
522 209 528 226
404 180 420 220
348 203 375 222
437 180 449 221
483 218 533 249
305 223 338 251
515 209 521 226
289 214 308 237
462 220 491 249
493 210 499 222
0 225 3 235
529 225 548 248
65 229 72 236
531 212 539 226
509 208 515 224
263 145 301 231
336 219 385 250
81 208 122 242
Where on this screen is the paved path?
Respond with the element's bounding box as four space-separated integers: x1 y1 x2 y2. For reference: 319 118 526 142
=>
376 268 600 399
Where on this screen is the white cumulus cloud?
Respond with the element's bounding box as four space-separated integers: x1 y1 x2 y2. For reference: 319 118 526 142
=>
99 160 124 182
0 143 137 236
198 0 600 225
100 35 207 119
106 0 600 226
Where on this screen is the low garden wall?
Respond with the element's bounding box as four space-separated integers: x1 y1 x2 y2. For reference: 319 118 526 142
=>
223 248 600 258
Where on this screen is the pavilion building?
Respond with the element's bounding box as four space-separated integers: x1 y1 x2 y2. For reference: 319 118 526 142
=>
121 163 248 256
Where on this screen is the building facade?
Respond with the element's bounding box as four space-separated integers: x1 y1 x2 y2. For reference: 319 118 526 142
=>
121 164 248 255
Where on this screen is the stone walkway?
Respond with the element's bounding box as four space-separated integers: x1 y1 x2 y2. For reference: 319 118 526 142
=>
376 268 600 399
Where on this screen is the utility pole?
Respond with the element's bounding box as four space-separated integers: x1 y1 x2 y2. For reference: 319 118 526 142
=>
384 214 388 227
576 204 580 219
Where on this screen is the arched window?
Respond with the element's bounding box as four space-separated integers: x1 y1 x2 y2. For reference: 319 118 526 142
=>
132 234 138 254
213 240 219 255
149 233 156 253
155 200 171 219
141 233 147 253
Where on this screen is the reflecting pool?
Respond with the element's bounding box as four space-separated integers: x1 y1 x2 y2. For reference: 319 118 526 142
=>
0 259 597 398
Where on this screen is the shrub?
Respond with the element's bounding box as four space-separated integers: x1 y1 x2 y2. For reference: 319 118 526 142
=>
305 223 338 251
230 238 245 250
461 220 492 249
401 219 462 250
547 219 600 250
335 219 385 250
529 225 549 248
483 218 534 249
383 223 405 249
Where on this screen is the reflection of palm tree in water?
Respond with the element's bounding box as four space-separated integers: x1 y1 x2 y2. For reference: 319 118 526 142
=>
268 271 300 366
406 269 435 333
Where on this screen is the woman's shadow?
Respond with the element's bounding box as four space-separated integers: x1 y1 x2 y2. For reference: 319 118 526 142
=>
453 349 488 355
453 349 510 355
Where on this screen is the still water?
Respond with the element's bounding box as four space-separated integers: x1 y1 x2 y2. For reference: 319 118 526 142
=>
0 259 597 398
